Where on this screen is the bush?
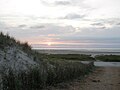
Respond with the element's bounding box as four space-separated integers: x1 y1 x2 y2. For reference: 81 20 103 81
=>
95 55 120 62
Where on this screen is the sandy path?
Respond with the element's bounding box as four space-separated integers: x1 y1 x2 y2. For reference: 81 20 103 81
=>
45 67 120 90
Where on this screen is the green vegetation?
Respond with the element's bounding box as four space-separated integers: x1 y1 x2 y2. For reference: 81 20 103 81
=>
0 32 94 90
0 32 31 52
95 55 120 62
46 60 94 85
36 53 95 61
1 61 94 90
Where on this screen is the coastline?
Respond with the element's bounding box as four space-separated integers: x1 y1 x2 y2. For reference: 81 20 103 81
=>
34 48 120 57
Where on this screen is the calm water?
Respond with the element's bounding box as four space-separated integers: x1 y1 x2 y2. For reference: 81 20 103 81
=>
81 61 120 67
94 62 120 67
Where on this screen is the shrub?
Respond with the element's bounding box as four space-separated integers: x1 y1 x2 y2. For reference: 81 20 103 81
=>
95 55 120 62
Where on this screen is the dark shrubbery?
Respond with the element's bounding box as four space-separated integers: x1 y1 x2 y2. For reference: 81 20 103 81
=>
1 68 46 90
1 61 94 90
47 61 94 85
37 54 95 61
0 32 32 54
95 55 120 62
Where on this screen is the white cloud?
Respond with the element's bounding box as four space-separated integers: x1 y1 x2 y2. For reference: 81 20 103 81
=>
84 0 120 19
63 13 85 19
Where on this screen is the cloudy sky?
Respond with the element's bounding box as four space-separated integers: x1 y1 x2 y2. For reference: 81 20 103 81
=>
0 0 120 49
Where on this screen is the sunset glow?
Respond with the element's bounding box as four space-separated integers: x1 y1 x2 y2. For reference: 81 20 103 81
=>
47 42 52 46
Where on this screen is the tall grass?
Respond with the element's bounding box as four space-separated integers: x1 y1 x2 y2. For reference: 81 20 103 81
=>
0 32 94 90
46 60 94 85
0 61 94 90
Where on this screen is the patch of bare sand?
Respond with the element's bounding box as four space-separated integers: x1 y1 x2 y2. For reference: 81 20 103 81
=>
44 67 120 90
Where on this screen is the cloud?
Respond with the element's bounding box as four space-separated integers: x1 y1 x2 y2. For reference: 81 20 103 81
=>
0 23 75 39
91 23 103 26
73 26 120 38
40 0 75 6
63 13 85 19
18 24 27 28
30 25 45 29
38 24 75 35
90 18 120 29
101 18 120 25
91 23 106 29
54 1 71 5
116 23 120 26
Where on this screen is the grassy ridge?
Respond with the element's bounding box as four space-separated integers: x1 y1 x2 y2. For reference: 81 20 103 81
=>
95 55 120 62
0 32 94 90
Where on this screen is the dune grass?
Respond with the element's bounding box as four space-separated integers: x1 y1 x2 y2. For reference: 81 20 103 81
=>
0 32 94 90
1 61 94 90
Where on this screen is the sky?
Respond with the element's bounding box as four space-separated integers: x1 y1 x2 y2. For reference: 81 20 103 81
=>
0 0 120 49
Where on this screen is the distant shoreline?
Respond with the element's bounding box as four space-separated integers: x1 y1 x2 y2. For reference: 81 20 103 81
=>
34 48 120 56
33 48 120 52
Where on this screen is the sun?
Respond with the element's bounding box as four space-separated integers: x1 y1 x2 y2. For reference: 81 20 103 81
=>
47 42 52 46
